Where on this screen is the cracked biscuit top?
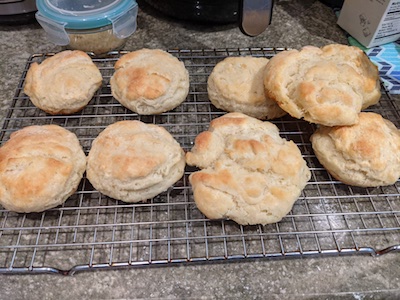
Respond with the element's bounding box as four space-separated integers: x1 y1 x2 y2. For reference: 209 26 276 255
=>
186 112 311 225
263 44 381 126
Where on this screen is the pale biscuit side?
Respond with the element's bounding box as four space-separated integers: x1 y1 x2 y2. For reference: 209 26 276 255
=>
207 56 286 120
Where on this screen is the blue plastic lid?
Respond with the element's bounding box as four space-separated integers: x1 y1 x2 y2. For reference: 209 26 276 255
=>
36 0 138 45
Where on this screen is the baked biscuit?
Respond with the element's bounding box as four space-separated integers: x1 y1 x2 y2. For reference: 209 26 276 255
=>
87 120 185 202
264 44 381 126
310 112 400 187
186 112 311 225
110 49 189 115
0 125 87 213
24 50 102 115
207 56 286 119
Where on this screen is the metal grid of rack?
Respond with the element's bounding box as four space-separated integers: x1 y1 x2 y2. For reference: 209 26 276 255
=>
0 48 399 275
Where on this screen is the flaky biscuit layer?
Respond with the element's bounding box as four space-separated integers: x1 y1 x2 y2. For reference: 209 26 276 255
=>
186 112 311 225
264 44 381 126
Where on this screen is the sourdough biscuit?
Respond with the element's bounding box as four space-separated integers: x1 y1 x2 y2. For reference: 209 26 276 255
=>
264 44 381 126
24 50 102 115
207 56 286 119
110 49 189 115
87 120 185 202
310 112 400 187
186 112 311 225
0 125 87 213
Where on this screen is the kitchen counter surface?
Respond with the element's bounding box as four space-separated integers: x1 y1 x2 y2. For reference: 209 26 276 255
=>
0 1 399 299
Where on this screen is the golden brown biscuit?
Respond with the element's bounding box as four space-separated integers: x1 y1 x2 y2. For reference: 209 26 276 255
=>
264 44 381 126
0 125 87 213
186 112 311 225
110 49 189 115
86 120 185 202
310 112 400 187
24 50 102 115
207 56 286 119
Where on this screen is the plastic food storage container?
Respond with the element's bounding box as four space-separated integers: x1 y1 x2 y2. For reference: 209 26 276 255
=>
36 0 138 56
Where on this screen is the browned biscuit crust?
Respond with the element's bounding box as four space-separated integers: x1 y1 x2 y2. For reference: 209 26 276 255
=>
0 125 87 213
311 112 400 187
87 120 185 202
110 49 189 115
264 44 381 126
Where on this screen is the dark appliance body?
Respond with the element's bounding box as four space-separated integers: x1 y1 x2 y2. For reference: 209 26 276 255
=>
0 0 37 24
143 0 240 24
143 0 274 36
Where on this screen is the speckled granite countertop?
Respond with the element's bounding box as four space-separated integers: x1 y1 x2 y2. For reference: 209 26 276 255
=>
0 1 399 299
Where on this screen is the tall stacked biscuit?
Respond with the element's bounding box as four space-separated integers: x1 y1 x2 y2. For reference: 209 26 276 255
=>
263 44 381 126
263 44 400 188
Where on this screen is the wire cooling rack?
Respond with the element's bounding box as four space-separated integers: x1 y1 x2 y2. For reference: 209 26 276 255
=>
0 48 399 275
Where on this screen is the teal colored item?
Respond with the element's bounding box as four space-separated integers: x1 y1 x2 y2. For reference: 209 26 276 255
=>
349 36 400 94
35 0 138 45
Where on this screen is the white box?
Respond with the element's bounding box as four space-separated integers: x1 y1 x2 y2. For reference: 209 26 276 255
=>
337 0 400 48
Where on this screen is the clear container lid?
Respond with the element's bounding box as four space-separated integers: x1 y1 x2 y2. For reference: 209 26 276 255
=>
36 0 138 45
